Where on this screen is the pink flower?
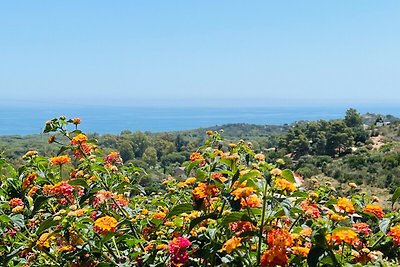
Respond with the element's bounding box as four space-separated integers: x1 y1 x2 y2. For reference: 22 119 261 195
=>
168 237 191 265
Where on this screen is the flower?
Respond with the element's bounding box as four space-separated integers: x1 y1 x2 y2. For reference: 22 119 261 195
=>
28 186 39 197
231 186 255 200
211 172 227 182
192 183 219 200
388 225 400 246
71 133 88 145
331 228 359 245
353 223 372 236
190 152 203 162
104 151 123 166
300 227 312 238
220 237 242 254
168 237 191 266
337 197 355 214
364 204 384 219
292 246 310 257
36 232 55 250
94 216 118 235
261 247 288 267
274 178 297 192
254 153 265 161
229 221 255 236
268 228 293 248
9 198 24 209
22 173 37 190
72 118 81 124
300 201 320 219
240 194 262 208
50 155 71 166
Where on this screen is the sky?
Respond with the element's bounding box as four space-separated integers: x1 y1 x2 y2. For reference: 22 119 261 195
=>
1 1 399 107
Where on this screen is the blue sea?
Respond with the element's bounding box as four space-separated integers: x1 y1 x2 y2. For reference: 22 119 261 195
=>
0 103 399 135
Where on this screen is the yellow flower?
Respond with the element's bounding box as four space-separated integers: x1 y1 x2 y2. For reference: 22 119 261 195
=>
185 177 197 185
231 186 255 200
331 228 358 245
71 133 88 144
36 232 55 250
94 216 118 235
292 246 310 257
274 178 297 192
329 213 347 222
220 237 242 253
254 153 265 161
11 206 24 213
337 197 355 214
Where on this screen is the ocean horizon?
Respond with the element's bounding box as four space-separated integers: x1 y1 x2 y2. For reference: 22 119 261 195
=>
0 103 399 135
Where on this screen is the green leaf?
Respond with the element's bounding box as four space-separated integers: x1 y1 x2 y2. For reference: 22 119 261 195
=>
392 187 400 207
68 178 89 189
189 213 218 231
57 146 73 156
184 160 201 176
167 203 193 219
280 169 295 183
10 214 24 228
307 246 325 267
37 218 59 235
32 196 49 213
0 214 11 224
237 171 261 185
221 212 252 226
379 218 391 234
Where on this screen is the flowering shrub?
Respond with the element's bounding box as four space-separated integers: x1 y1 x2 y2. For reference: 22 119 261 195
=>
0 117 400 266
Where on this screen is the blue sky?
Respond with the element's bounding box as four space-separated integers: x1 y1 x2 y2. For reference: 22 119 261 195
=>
1 1 399 106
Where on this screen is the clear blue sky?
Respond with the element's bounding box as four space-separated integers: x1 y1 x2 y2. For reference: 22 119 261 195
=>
1 1 399 106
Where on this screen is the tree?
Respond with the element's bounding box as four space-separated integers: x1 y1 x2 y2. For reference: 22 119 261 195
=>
142 147 158 167
344 108 363 128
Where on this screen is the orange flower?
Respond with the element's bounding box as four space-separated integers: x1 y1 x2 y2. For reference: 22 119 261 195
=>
292 246 310 257
74 143 92 159
231 186 255 200
152 212 166 219
220 237 242 254
50 155 71 166
240 194 262 208
22 173 37 190
71 133 88 145
364 204 384 219
28 185 39 197
94 216 118 235
331 228 358 245
300 201 320 219
36 232 55 250
268 228 293 248
388 225 400 246
300 227 312 238
190 152 203 162
72 118 81 124
337 197 355 214
261 247 288 267
192 183 219 200
274 178 297 192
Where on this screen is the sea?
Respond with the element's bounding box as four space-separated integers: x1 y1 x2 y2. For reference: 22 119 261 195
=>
0 103 399 135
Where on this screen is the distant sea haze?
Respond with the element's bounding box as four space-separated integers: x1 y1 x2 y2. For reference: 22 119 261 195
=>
0 104 399 135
